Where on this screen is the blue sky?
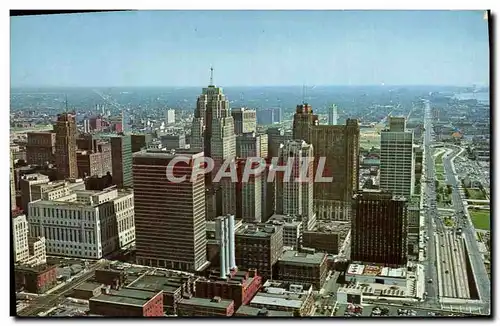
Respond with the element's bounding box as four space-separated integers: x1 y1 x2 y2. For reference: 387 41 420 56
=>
10 10 489 87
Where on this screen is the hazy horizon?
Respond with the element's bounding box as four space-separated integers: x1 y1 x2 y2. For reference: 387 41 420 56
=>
11 10 490 88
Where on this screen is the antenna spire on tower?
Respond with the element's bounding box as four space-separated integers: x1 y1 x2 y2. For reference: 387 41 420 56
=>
210 66 214 86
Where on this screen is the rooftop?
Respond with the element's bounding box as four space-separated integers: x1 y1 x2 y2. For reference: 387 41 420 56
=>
236 223 282 238
178 296 233 309
347 263 407 278
133 148 203 159
236 305 294 317
74 282 102 292
278 250 327 266
126 275 187 294
90 288 161 307
250 294 303 309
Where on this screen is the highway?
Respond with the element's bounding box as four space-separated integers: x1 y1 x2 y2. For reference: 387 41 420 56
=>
421 100 439 306
443 147 491 313
17 260 106 317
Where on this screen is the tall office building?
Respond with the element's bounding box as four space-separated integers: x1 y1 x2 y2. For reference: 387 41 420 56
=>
235 159 262 222
110 135 133 188
328 104 338 125
256 107 282 125
266 127 292 159
10 149 17 211
236 132 264 158
131 133 153 153
54 112 78 180
351 190 408 267
26 132 56 165
379 117 415 197
132 149 208 271
293 103 360 221
275 140 316 231
190 69 236 218
166 109 176 124
231 107 257 135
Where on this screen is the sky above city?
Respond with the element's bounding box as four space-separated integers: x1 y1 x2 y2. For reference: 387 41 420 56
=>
11 10 489 87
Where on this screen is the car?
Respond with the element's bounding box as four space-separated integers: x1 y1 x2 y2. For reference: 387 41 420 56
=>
428 279 433 283
445 270 449 274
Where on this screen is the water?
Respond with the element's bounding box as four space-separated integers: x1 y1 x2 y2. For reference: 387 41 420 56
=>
453 92 489 104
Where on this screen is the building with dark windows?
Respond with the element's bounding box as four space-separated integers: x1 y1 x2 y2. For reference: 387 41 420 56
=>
26 131 56 165
132 149 208 272
231 107 257 135
110 134 133 188
351 189 408 267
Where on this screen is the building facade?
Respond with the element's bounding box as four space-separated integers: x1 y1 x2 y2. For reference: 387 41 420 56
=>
351 190 408 266
26 132 56 165
379 117 415 197
27 188 135 259
110 135 133 188
231 107 257 135
54 112 78 180
132 149 208 272
275 140 316 231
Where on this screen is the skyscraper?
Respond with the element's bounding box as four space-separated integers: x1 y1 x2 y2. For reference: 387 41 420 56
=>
328 104 338 125
54 112 78 180
275 140 316 231
231 107 257 135
10 149 17 211
379 116 415 197
351 189 408 267
293 103 360 221
110 135 133 188
166 109 176 124
191 68 236 219
133 149 208 272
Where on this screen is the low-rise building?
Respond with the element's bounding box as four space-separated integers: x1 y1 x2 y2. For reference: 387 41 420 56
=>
177 296 235 317
15 264 57 294
302 231 339 255
235 306 294 317
235 223 283 280
345 263 408 287
195 269 262 310
248 280 314 316
89 288 164 317
276 250 328 290
72 282 103 300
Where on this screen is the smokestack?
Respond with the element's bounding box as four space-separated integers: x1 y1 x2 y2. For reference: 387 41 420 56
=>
216 217 227 278
228 214 237 269
223 217 231 275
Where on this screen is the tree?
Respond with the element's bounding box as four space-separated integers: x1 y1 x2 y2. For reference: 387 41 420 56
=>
435 180 439 189
436 194 441 202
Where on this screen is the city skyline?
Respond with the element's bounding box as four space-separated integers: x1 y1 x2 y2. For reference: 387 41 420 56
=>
10 10 489 88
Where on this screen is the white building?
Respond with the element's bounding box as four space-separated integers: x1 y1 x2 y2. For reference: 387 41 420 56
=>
166 109 175 124
380 117 415 197
26 236 47 266
27 188 135 259
275 140 316 231
12 214 30 263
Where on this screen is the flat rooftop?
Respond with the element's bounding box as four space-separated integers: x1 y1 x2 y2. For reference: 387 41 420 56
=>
278 250 326 266
236 305 294 317
178 297 233 309
236 224 282 238
90 288 160 307
250 294 303 309
74 282 102 292
347 263 407 279
126 275 186 294
133 149 203 159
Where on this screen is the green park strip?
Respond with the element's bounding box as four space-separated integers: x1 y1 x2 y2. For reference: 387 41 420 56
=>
469 209 490 231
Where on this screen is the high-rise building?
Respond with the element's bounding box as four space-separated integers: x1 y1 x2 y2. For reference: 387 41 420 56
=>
236 132 263 158
235 159 262 222
266 128 292 159
166 109 176 124
12 213 29 263
328 104 338 126
26 132 56 165
379 116 415 197
131 133 153 153
293 104 360 221
191 69 236 219
257 108 282 125
54 112 78 180
159 134 186 150
10 149 17 211
275 140 316 231
351 190 408 266
110 135 133 188
133 149 208 271
231 107 257 135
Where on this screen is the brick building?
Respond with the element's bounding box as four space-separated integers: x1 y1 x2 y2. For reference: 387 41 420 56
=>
177 296 235 317
276 250 328 290
15 264 57 294
26 132 56 165
89 288 164 317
